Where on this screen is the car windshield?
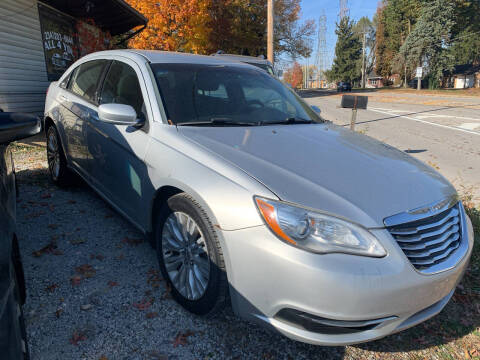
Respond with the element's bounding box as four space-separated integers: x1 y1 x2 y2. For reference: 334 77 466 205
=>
150 63 321 126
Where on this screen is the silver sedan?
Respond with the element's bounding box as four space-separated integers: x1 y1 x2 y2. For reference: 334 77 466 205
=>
44 50 474 346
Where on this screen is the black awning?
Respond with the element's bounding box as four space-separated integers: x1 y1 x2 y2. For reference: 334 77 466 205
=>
40 0 147 35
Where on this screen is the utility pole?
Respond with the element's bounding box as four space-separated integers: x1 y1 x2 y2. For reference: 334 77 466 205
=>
361 28 366 89
267 0 274 64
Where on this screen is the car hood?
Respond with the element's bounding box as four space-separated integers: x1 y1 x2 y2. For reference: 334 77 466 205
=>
178 123 456 228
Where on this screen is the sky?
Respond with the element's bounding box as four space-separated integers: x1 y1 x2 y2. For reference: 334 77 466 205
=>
294 0 379 68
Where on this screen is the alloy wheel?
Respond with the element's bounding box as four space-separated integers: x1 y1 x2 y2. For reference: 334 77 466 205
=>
162 211 210 300
47 128 61 180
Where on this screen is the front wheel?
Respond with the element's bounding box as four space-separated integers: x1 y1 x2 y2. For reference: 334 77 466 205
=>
155 193 228 315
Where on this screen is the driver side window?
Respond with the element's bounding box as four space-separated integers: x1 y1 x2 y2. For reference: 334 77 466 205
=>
99 61 147 120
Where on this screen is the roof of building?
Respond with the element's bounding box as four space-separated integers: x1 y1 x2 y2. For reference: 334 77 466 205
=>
41 0 147 35
451 64 480 75
367 71 382 79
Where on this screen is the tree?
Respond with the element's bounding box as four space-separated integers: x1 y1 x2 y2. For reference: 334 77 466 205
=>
126 0 315 59
329 17 362 82
449 0 480 65
126 0 211 53
399 0 456 88
375 0 421 78
283 62 303 88
354 16 376 79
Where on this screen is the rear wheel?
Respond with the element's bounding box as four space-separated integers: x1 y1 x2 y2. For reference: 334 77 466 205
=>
46 126 72 186
155 193 228 315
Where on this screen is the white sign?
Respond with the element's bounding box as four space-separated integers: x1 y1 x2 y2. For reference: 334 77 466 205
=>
416 67 423 78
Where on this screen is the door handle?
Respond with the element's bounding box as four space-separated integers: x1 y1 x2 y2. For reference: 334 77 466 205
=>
59 94 69 102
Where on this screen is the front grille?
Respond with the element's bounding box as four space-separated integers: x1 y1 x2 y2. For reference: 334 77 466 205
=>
386 202 463 273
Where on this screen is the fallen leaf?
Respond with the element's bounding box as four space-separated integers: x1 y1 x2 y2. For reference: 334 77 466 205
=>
32 241 57 257
172 331 194 347
133 298 153 311
75 264 96 278
122 237 143 246
45 283 59 293
99 356 108 360
70 238 86 245
70 275 82 286
47 224 59 230
80 304 93 311
55 308 63 318
41 193 52 199
146 312 159 319
162 283 172 299
68 200 77 204
69 331 87 346
108 281 119 287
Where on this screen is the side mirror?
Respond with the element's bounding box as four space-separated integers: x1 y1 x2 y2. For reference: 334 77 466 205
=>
0 112 41 145
311 105 321 115
98 104 143 126
276 69 283 78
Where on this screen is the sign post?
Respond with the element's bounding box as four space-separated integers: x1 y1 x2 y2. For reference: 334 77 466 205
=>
416 67 423 91
341 95 368 131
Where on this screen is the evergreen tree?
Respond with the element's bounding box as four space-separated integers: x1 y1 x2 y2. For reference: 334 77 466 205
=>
330 17 362 82
449 0 480 65
375 0 421 78
399 0 456 88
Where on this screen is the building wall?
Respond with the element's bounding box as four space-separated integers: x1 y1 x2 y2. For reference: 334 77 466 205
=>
0 0 49 113
0 1 112 114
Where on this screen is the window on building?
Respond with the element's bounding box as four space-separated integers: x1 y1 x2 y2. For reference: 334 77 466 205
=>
99 61 146 120
69 60 108 102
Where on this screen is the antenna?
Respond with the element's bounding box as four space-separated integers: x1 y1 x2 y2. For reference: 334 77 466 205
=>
339 0 349 19
315 10 328 87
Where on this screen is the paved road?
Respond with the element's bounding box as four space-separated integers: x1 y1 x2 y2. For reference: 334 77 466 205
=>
303 90 480 204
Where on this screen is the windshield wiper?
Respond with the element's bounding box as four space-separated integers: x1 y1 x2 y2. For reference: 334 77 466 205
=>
176 118 258 127
261 117 314 125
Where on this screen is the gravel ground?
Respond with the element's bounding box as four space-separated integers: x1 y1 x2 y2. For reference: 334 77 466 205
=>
12 143 347 360
11 142 479 360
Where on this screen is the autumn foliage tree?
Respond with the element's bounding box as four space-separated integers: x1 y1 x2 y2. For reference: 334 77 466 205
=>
125 0 211 53
126 0 315 59
283 62 303 88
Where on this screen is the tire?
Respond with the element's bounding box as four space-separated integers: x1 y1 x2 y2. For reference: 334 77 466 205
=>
46 125 72 186
3 262 30 360
155 193 228 315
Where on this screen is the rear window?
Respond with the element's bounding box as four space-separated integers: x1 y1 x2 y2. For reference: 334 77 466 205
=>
69 60 108 103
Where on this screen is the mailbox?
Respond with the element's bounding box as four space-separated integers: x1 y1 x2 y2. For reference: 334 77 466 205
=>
341 95 368 110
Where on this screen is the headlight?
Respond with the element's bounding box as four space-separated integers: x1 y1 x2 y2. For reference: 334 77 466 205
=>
255 197 386 257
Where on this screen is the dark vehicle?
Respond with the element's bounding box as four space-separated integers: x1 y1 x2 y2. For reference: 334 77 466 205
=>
337 82 352 92
0 111 41 359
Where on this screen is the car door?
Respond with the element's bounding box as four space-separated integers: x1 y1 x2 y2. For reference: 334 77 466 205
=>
61 60 108 175
87 59 152 229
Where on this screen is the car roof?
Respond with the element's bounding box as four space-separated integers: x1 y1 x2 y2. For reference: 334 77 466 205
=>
210 53 272 65
80 49 263 70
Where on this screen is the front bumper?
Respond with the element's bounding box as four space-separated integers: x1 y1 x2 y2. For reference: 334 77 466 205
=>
221 215 474 346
